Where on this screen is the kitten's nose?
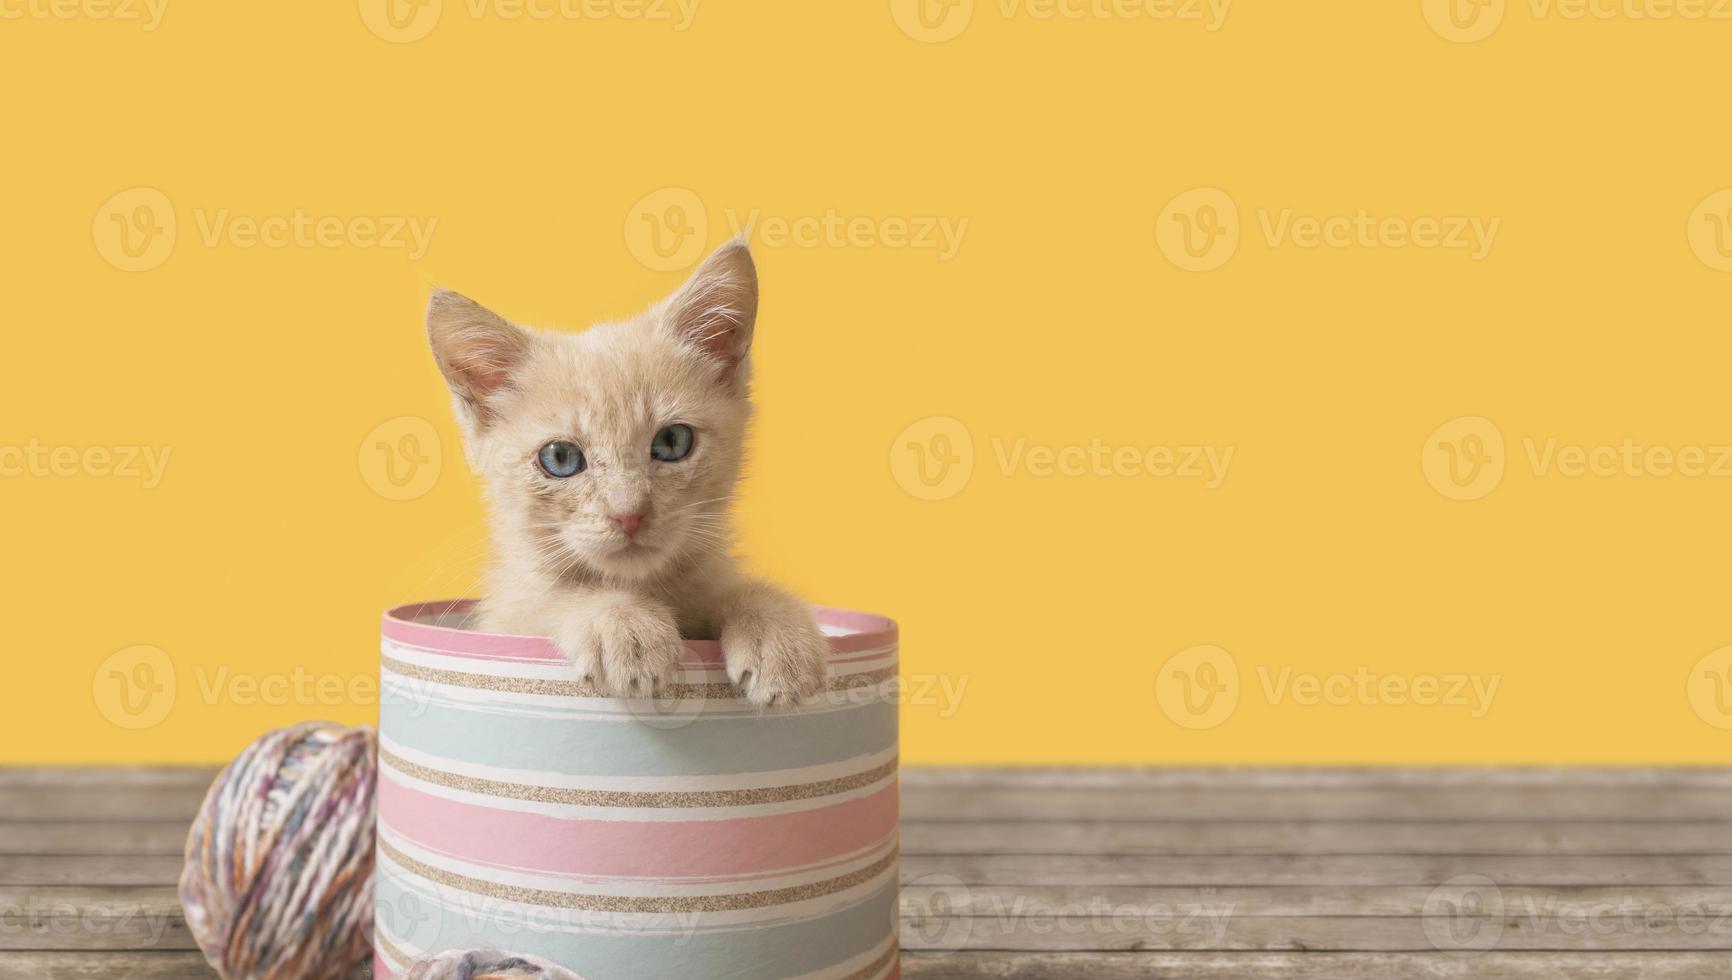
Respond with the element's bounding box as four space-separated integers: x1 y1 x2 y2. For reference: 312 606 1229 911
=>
611 512 644 539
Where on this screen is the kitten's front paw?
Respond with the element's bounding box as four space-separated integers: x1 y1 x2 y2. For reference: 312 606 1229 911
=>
557 598 683 698
721 598 829 708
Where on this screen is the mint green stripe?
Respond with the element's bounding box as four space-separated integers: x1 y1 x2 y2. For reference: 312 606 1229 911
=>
380 688 897 778
376 868 895 979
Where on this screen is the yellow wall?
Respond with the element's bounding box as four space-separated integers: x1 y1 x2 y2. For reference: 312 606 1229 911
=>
5 0 1731 764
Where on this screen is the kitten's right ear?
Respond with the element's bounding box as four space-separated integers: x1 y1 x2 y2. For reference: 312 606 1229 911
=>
427 289 532 430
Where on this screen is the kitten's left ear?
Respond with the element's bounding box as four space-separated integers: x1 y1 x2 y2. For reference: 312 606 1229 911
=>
427 289 533 432
658 238 758 385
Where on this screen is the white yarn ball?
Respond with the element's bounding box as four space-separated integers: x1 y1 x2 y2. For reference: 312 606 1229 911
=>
404 949 586 980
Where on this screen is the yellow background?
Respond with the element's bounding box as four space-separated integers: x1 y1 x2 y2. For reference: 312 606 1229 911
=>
4 0 1731 764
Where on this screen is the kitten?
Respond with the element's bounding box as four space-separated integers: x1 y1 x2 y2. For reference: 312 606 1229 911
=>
426 239 829 706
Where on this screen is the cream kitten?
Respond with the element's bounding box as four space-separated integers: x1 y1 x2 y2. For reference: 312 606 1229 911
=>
427 240 829 706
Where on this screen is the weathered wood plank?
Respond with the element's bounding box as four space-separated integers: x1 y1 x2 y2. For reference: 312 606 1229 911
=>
902 821 1732 856
0 823 188 856
0 855 186 886
899 951 1732 978
900 768 1732 790
13 775 1732 824
0 952 218 979
0 885 179 906
6 882 1727 952
900 885 1732 918
14 952 1732 980
14 767 1732 791
4 884 1728 952
898 914 1732 952
19 818 1732 859
7 767 1731 976
19 852 1732 890
0 951 357 978
12 771 1732 824
14 907 1732 955
0 788 206 823
12 852 1732 889
10 767 1732 791
0 886 191 951
902 788 1732 822
902 854 1732 887
0 769 217 790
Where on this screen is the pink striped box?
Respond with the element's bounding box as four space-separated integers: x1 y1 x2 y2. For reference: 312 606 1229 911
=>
374 601 900 980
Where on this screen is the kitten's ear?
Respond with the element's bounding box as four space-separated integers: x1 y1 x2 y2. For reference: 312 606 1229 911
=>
427 289 533 430
658 238 758 385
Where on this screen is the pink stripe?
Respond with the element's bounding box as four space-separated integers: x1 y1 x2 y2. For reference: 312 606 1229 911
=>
383 600 897 666
819 608 901 654
377 771 899 880
377 946 896 978
385 637 570 667
830 649 899 666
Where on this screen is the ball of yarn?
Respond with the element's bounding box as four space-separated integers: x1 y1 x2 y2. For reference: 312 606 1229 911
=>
179 721 378 980
404 950 585 980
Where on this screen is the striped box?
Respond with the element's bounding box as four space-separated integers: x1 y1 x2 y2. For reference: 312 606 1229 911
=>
374 601 900 980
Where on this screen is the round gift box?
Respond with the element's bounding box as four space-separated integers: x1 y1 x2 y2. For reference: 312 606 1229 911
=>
374 601 900 980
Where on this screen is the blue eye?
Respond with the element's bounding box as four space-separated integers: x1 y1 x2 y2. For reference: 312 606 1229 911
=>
537 441 585 478
651 424 694 462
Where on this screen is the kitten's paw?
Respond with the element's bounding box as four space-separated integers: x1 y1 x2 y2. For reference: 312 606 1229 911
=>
721 600 829 708
557 598 683 698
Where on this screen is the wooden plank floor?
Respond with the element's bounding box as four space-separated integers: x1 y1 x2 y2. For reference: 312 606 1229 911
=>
3 768 1731 978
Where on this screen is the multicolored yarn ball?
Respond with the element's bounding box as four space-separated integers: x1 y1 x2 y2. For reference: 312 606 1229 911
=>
179 721 379 980
404 950 586 980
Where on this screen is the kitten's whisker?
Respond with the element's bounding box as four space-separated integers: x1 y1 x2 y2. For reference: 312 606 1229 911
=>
670 496 734 511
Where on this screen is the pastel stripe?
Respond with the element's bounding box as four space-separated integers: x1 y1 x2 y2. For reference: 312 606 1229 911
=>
382 652 897 701
378 834 896 914
384 636 899 676
381 746 897 810
379 820 895 904
376 871 898 979
382 601 898 663
380 671 898 725
377 601 899 979
381 734 898 795
377 771 898 880
380 940 897 980
379 689 897 778
379 766 894 825
378 924 898 980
